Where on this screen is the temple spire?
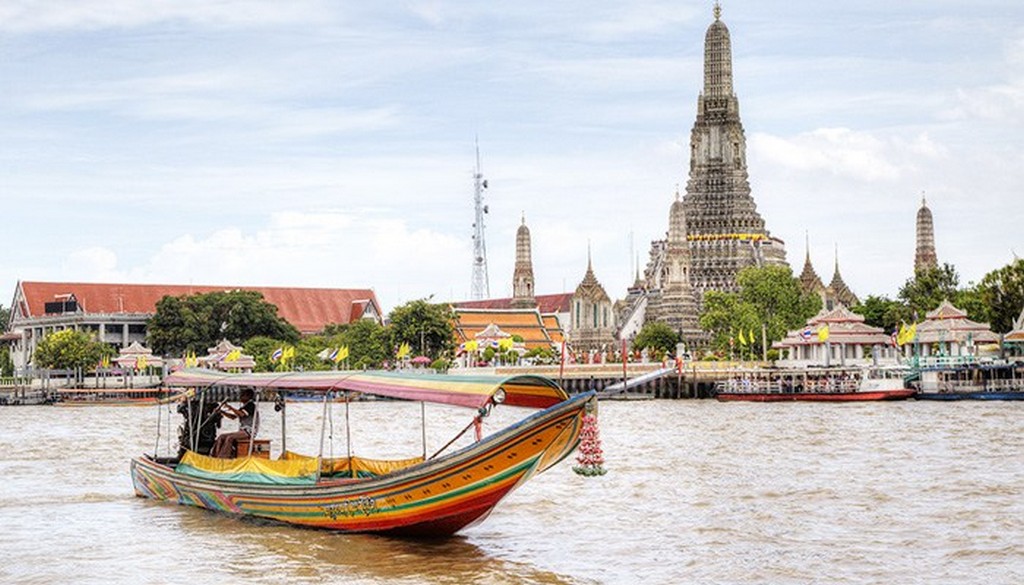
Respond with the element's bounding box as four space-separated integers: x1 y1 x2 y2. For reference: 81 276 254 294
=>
915 192 938 272
713 1 721 21
511 214 536 308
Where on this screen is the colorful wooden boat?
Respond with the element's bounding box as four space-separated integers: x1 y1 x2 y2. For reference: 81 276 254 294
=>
131 369 592 536
715 366 915 402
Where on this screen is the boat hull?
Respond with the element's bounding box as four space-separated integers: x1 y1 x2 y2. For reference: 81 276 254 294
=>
914 392 1024 401
717 390 916 402
131 392 591 536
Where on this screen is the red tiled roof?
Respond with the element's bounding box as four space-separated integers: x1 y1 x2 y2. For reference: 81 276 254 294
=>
453 292 572 314
16 281 380 335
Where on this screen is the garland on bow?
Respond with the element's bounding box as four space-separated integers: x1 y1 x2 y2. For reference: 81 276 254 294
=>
573 401 606 477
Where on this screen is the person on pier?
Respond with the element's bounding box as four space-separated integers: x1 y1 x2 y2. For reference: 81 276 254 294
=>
211 389 257 458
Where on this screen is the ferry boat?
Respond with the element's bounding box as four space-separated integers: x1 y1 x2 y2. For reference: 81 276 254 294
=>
715 366 915 402
906 358 1024 400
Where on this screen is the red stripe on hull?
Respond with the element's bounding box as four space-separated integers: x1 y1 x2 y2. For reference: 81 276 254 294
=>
717 390 915 402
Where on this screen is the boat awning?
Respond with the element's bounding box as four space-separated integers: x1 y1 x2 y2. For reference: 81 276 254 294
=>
163 368 568 409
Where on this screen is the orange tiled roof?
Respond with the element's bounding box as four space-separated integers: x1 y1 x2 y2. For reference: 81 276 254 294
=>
452 308 557 350
16 281 381 335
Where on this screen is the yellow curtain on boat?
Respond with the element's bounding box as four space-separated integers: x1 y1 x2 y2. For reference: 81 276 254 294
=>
176 450 319 485
281 451 424 478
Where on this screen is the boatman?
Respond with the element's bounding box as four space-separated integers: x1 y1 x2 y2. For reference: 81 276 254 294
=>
211 389 257 458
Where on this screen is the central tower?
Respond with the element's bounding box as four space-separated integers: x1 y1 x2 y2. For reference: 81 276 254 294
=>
683 4 787 295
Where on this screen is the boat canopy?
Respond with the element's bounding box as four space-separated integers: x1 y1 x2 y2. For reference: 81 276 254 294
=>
164 368 568 409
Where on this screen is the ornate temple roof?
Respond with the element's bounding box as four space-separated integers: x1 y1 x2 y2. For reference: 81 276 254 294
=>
914 300 999 344
827 248 859 307
452 307 561 350
574 249 611 303
776 303 889 348
798 234 825 294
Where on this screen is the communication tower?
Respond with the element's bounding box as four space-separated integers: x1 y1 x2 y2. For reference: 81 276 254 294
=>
470 140 490 299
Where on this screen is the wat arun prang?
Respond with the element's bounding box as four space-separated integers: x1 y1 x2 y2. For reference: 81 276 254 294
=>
624 5 788 346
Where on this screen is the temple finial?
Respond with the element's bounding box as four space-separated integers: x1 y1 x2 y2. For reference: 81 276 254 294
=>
521 211 525 225
921 190 926 207
804 230 811 262
834 243 840 271
713 1 721 21
587 240 593 270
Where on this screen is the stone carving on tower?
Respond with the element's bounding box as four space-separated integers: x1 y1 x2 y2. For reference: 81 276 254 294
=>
645 191 703 343
914 194 938 273
510 215 537 309
569 249 616 353
682 3 787 295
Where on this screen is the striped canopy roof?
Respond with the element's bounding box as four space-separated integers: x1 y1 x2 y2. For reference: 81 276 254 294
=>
164 368 568 410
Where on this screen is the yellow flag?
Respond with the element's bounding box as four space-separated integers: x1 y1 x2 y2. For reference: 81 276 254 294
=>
904 323 916 345
818 325 830 342
396 342 411 359
464 340 479 352
738 329 747 346
136 355 147 369
498 337 514 351
334 346 349 363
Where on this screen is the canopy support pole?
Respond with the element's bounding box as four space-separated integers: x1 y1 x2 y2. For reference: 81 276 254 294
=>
345 391 354 478
316 392 329 483
279 390 287 456
420 401 427 460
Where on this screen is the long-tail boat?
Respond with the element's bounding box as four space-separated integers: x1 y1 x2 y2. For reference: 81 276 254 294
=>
131 369 592 537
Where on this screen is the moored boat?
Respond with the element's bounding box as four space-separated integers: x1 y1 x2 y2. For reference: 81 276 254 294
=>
906 359 1024 400
715 366 915 402
131 369 592 537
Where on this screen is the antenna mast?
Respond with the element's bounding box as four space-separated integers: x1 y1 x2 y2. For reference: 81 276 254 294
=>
470 139 490 299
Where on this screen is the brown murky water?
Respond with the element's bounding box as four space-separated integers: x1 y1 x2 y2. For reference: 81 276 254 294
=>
1 400 1022 584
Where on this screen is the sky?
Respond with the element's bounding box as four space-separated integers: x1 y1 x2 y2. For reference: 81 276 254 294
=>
2 1 1022 314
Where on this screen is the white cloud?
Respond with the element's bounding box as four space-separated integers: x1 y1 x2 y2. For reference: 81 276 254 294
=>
54 211 467 311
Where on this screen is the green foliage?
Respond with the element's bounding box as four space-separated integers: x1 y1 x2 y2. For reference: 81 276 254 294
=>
387 299 455 360
737 265 821 343
33 329 112 371
147 290 300 356
699 291 759 351
633 321 679 357
430 358 449 372
482 347 496 362
333 319 390 369
898 264 960 320
523 346 556 364
700 266 820 355
852 295 906 333
0 348 13 377
0 303 9 331
963 259 1024 333
243 336 288 372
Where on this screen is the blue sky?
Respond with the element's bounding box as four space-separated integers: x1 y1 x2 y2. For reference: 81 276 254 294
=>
2 1 1022 313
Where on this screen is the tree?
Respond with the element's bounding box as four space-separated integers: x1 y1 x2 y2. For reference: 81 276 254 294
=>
852 295 906 333
736 265 821 348
898 263 960 320
148 291 300 356
0 303 9 331
34 329 112 372
633 321 679 358
699 266 820 354
336 319 390 369
964 259 1024 333
387 299 455 360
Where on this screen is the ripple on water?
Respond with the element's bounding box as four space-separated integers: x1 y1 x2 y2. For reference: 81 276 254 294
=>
1 401 1023 583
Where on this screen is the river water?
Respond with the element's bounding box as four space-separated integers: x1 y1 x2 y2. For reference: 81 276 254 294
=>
1 399 1022 584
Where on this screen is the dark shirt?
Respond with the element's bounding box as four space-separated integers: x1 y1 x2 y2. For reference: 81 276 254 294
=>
238 400 256 434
